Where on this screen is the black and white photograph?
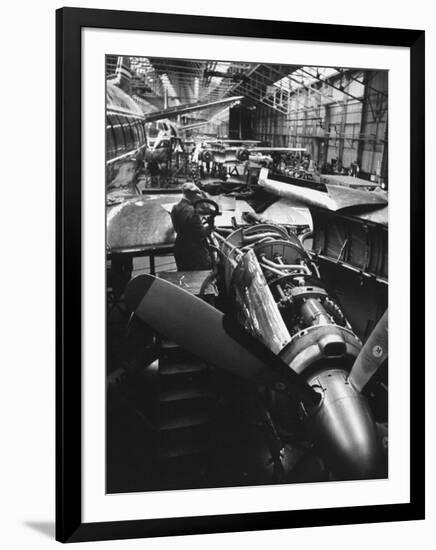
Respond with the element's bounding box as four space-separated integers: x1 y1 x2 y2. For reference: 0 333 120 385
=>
0 0 431 547
105 55 389 494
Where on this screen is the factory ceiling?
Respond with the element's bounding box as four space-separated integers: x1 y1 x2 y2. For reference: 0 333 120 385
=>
107 55 350 120
126 57 306 114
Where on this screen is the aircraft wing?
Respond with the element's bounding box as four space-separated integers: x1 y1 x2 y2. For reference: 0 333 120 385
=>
143 96 244 123
258 168 388 211
213 196 255 228
248 147 307 153
215 140 261 145
320 174 383 189
326 184 388 211
179 121 209 132
107 194 181 253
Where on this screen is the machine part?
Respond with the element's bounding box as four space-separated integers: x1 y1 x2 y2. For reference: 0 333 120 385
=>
242 232 288 245
236 148 250 162
300 229 313 245
260 256 311 275
323 296 348 326
301 298 332 326
301 369 382 480
218 223 362 380
260 261 297 278
200 150 214 163
279 324 361 376
219 224 308 293
253 239 310 267
284 286 328 302
242 223 289 239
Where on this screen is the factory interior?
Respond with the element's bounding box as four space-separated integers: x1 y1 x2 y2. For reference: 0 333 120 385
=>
106 56 388 493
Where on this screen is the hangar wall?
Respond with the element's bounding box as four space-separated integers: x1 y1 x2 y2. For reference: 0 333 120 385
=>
252 70 388 180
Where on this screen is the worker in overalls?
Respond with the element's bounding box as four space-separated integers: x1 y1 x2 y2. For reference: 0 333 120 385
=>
171 183 212 271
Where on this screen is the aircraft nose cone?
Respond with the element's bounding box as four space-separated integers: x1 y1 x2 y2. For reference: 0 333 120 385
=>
302 369 382 480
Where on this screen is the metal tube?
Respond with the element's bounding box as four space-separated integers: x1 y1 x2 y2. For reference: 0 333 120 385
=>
301 298 331 326
260 256 311 274
242 232 285 244
213 231 239 251
259 262 291 277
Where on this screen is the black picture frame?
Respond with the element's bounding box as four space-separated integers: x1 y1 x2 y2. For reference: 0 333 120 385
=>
56 7 425 543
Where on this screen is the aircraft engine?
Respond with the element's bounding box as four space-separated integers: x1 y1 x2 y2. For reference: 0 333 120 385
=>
236 147 250 162
218 224 382 479
199 149 214 163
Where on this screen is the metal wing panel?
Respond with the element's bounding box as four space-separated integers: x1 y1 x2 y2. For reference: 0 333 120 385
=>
107 194 181 252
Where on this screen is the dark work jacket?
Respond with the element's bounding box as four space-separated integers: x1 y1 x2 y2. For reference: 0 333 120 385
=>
171 198 212 271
